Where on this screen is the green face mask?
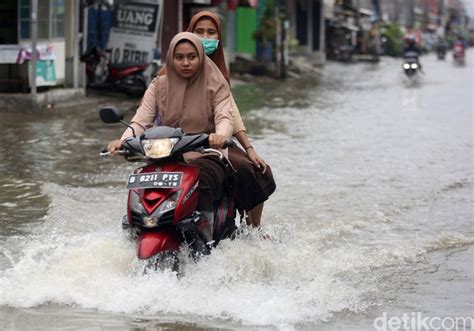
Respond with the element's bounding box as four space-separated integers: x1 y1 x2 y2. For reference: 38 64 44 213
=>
200 38 219 55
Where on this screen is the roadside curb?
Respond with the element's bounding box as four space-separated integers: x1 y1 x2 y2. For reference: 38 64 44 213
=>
0 88 86 112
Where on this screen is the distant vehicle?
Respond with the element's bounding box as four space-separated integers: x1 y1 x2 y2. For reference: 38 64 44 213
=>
328 44 354 63
402 51 420 79
453 42 465 65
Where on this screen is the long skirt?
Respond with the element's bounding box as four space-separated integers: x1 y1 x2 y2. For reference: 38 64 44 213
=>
227 146 276 212
189 155 227 212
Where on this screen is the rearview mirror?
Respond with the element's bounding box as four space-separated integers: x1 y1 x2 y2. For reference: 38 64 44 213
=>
99 106 123 124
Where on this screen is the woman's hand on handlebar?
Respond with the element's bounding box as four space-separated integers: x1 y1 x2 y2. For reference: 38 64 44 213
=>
107 139 123 155
208 133 227 149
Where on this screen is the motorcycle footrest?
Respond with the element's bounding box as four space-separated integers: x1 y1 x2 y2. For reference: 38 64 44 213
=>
121 214 132 230
176 216 199 231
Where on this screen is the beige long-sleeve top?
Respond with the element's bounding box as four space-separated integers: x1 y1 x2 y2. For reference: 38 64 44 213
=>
230 94 246 135
120 77 233 142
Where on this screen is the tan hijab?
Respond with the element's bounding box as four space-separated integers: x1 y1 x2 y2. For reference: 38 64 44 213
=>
159 11 230 85
156 32 230 135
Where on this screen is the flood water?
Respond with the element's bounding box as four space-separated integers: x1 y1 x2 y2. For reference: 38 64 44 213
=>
0 51 473 330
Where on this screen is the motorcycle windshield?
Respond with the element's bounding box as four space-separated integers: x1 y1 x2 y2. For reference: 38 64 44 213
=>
143 127 183 140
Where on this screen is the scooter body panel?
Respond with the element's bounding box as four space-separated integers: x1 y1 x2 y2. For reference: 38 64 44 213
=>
131 162 200 222
137 230 181 259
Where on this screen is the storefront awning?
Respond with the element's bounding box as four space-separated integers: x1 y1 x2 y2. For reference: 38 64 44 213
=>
327 19 359 31
344 22 359 31
0 45 23 64
359 8 372 17
184 0 212 4
227 0 258 10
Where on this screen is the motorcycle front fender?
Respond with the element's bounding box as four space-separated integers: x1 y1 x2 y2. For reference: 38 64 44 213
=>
137 229 181 259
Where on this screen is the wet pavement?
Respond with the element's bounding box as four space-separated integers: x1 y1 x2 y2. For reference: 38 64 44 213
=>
0 50 473 330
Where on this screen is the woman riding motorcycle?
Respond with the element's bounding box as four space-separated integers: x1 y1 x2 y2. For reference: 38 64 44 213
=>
108 32 233 245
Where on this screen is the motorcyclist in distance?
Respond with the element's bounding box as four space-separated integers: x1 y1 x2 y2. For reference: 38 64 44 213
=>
403 30 423 72
454 35 466 54
435 35 447 59
452 35 466 64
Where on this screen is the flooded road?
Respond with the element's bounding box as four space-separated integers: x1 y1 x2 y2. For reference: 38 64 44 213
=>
0 51 473 330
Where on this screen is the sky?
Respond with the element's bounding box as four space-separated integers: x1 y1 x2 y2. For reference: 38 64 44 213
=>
464 0 474 16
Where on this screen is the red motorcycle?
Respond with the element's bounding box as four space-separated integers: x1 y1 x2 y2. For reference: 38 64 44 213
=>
81 47 150 97
99 107 239 271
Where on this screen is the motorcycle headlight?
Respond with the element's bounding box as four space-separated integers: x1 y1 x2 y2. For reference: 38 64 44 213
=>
143 216 159 227
411 63 418 69
403 63 410 69
142 138 178 159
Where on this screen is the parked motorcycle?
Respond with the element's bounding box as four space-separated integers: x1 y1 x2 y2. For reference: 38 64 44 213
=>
99 106 239 271
329 44 354 63
402 51 420 78
81 47 150 97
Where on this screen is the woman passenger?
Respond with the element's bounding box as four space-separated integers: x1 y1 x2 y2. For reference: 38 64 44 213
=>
161 11 276 228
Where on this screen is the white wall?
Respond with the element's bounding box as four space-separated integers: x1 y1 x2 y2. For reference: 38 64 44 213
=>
51 40 65 84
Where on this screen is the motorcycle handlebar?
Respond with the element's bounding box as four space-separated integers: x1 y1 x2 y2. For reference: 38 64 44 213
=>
100 147 130 157
100 137 234 158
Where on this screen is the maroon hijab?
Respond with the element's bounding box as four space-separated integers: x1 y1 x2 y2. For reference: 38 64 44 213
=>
159 11 230 85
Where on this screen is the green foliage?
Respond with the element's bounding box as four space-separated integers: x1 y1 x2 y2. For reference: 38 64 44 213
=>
252 0 275 43
380 22 404 57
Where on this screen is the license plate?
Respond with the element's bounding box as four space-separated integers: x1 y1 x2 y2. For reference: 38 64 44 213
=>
126 172 183 190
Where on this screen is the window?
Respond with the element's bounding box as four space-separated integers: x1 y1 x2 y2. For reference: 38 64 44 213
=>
19 0 30 39
38 0 49 39
51 0 64 38
19 0 64 40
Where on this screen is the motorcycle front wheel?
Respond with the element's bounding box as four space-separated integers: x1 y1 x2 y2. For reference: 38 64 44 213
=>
144 250 179 274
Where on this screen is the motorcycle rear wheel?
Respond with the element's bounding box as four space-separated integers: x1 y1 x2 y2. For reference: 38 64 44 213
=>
122 76 146 98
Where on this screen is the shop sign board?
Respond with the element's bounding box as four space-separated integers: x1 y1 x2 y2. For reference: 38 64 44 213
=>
108 0 163 65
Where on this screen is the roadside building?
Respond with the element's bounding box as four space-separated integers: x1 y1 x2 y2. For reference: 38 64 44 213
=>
0 0 83 96
162 0 315 76
0 0 335 109
325 0 360 61
286 0 326 64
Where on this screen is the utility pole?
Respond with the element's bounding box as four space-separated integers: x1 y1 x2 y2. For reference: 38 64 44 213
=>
73 0 80 89
355 0 360 27
393 0 400 23
226 5 236 64
275 0 288 79
178 0 183 33
438 0 445 27
275 2 281 78
371 0 382 21
406 0 414 28
283 17 289 78
31 0 38 97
